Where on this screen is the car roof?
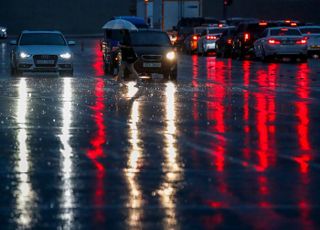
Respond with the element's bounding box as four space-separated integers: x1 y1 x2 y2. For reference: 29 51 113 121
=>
21 30 63 34
268 27 300 30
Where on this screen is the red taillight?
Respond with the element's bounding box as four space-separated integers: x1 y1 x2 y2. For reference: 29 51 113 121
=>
296 39 307 45
192 35 199 41
290 22 297 27
206 35 217 40
268 39 281 45
227 39 232 44
244 33 250 42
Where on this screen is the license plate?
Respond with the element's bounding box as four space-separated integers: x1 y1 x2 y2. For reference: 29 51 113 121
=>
36 60 55 65
143 62 161 68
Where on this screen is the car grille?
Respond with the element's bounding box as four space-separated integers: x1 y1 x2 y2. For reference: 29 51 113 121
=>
33 55 58 67
141 55 162 61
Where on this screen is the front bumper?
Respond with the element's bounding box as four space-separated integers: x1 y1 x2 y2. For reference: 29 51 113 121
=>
16 56 73 73
134 58 177 74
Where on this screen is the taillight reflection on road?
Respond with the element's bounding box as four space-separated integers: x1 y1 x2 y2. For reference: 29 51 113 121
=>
87 78 107 223
206 58 226 172
294 64 312 174
93 41 104 76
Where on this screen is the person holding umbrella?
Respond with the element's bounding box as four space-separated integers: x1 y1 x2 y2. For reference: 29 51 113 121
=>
114 29 139 81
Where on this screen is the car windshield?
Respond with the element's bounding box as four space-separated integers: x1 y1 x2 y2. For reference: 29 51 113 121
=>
19 33 67 46
130 31 171 46
208 28 227 34
300 28 320 34
270 29 301 36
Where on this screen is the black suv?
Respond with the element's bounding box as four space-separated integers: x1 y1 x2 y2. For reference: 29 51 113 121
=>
232 21 278 59
130 30 178 80
216 26 236 58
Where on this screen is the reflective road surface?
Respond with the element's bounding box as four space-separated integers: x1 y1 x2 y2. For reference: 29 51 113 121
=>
0 39 320 229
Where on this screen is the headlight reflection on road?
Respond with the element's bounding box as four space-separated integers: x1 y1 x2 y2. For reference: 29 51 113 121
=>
125 84 143 227
15 78 36 227
59 78 74 227
158 82 182 228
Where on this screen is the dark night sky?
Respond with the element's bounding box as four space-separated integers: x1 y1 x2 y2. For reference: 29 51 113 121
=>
0 0 319 34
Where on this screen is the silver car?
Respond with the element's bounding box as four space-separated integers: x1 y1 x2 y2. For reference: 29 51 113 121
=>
254 27 308 61
0 26 7 39
10 30 75 76
197 26 229 56
299 26 320 56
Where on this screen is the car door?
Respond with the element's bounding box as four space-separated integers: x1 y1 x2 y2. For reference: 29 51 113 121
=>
255 29 268 57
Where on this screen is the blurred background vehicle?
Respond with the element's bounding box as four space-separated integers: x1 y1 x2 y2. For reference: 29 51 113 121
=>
175 17 219 52
254 27 308 62
215 26 237 58
10 30 75 76
0 26 7 39
182 26 207 54
197 25 230 56
299 25 320 56
231 20 278 59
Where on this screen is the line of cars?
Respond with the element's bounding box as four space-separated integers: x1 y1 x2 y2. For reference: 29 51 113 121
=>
6 16 178 79
177 18 320 62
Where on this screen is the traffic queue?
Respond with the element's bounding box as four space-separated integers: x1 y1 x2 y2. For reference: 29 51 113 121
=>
176 18 320 62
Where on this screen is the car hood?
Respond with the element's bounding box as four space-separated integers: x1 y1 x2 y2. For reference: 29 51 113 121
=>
17 45 71 55
132 46 173 56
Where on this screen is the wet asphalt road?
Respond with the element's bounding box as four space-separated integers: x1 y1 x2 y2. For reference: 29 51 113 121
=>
0 39 320 229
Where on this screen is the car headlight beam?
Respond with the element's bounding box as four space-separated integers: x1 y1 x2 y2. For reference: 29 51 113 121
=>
20 52 31 59
166 51 176 60
60 53 72 59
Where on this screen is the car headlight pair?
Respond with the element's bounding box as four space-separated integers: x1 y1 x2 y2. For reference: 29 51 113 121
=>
19 52 72 59
166 51 176 60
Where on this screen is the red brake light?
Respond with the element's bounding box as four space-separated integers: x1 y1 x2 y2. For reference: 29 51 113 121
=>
218 24 223 28
285 20 291 23
227 39 232 44
290 22 297 27
206 35 217 40
259 22 268 26
192 35 199 41
268 39 281 45
244 33 250 42
296 39 307 45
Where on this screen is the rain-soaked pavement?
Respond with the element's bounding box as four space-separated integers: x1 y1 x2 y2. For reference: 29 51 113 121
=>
0 39 320 229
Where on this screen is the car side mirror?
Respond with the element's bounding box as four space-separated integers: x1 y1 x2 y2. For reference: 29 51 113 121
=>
10 40 17 45
68 41 76 46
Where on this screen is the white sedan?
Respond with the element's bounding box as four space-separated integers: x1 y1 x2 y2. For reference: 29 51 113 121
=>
254 27 308 61
197 27 228 56
10 30 75 76
299 26 320 56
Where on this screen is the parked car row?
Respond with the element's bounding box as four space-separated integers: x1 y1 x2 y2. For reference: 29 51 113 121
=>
177 18 320 62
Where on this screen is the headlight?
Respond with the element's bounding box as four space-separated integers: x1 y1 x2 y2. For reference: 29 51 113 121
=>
20 52 31 59
60 53 72 59
1 28 6 33
166 51 176 60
